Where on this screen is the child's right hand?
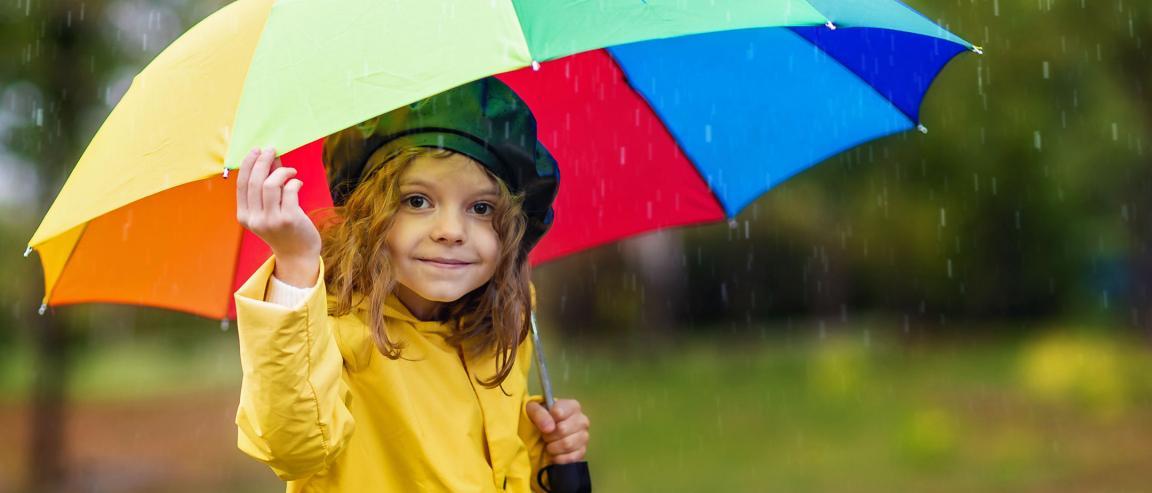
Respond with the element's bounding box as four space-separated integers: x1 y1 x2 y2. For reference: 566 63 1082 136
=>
235 147 322 287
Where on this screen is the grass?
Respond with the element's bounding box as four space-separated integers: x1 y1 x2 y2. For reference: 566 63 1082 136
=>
545 329 1152 492
3 325 1152 492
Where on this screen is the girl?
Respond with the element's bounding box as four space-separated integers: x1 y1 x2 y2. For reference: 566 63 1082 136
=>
232 78 590 492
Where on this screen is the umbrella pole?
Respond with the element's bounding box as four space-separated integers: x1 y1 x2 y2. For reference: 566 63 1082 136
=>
529 311 556 408
529 311 591 493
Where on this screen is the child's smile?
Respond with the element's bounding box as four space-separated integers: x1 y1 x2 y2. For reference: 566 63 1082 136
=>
386 152 502 320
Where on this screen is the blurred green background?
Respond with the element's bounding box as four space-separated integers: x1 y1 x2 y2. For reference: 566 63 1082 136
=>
2 0 1151 491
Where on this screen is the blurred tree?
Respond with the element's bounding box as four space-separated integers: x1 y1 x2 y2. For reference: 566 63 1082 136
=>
554 0 1152 336
1 0 108 489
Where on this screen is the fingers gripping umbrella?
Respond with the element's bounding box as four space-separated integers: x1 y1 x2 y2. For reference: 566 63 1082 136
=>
26 1 978 491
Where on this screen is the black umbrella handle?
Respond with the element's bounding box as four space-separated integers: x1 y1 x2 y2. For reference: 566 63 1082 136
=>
530 311 592 493
537 462 592 493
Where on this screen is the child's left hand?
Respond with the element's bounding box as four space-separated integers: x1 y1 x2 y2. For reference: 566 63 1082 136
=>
526 399 590 464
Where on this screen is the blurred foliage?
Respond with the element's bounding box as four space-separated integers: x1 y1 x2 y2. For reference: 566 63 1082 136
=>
537 0 1152 338
0 0 1149 338
2 1 1152 490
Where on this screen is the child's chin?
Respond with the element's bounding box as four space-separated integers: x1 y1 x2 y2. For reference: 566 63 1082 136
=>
413 286 472 303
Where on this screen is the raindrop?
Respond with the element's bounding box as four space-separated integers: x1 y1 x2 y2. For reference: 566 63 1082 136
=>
946 259 953 279
1042 61 1050 79
939 208 947 228
1033 131 1043 151
1112 122 1119 141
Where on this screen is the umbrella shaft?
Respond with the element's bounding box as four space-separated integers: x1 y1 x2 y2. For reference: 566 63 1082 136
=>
529 311 556 409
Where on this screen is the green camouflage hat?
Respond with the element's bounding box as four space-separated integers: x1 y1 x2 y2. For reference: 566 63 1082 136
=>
323 77 560 255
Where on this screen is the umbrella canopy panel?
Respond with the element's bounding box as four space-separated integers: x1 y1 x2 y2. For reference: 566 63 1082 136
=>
39 142 332 319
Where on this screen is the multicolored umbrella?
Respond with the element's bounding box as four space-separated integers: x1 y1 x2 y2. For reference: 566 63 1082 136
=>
26 0 978 320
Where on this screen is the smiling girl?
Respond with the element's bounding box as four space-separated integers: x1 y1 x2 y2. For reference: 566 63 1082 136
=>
231 78 589 492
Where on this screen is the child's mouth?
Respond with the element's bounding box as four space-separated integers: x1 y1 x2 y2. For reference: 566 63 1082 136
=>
419 258 473 269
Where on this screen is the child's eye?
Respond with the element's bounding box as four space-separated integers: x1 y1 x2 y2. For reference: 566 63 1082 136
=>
471 202 493 215
404 195 429 208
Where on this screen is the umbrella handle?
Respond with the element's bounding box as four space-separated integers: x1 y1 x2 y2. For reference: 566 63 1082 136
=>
529 311 592 493
537 462 592 493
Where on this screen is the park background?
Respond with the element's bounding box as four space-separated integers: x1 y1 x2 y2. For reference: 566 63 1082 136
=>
2 0 1151 491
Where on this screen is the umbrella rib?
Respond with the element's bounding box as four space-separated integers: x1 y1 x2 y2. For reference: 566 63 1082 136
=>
41 222 89 310
603 49 735 220
783 26 963 127
221 214 249 320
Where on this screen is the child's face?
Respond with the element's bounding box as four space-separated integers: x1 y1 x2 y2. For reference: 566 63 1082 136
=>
385 152 502 319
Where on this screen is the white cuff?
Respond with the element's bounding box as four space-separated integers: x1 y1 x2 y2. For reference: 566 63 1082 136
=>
265 274 317 309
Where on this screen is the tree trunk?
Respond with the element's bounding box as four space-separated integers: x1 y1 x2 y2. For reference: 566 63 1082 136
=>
25 1 98 490
622 229 686 346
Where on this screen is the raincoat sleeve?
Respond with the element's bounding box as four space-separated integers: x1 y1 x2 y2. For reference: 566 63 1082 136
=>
233 255 355 481
518 283 550 491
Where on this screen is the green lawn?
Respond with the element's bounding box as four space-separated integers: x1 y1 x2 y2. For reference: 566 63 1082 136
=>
548 330 1152 492
3 326 1151 492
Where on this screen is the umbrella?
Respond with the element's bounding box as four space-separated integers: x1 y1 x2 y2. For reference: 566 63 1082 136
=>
25 2 976 490
25 0 979 319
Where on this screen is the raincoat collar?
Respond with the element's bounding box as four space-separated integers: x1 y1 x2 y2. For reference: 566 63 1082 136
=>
383 291 454 332
341 290 460 336
338 290 483 336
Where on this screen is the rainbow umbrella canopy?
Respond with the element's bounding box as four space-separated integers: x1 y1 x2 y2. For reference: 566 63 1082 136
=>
27 0 978 320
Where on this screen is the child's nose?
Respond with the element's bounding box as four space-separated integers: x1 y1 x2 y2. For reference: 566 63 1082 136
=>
430 209 466 243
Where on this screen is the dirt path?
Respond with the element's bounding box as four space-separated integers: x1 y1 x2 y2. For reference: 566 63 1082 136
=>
0 389 279 493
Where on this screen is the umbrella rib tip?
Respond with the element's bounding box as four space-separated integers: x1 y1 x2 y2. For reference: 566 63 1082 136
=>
38 303 47 316
972 45 984 55
222 167 231 179
23 246 32 257
824 21 837 30
917 124 929 134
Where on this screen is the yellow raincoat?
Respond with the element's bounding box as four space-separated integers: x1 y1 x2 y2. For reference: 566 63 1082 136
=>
233 256 548 492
